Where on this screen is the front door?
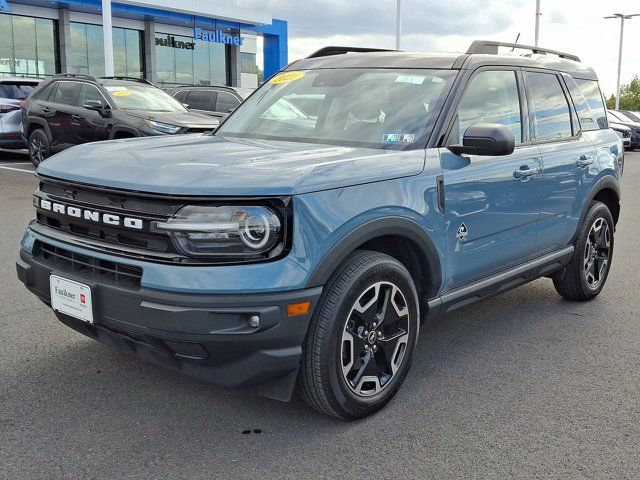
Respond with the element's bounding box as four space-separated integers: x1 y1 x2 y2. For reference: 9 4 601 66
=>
75 83 112 144
48 81 81 149
440 68 542 290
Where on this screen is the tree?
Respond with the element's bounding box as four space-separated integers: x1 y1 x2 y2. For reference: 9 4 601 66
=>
607 75 640 110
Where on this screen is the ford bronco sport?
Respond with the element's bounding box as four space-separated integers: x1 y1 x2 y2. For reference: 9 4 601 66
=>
16 41 622 419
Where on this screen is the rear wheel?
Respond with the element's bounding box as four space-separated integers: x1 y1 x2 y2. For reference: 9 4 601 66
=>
299 250 420 419
28 129 50 166
553 201 614 301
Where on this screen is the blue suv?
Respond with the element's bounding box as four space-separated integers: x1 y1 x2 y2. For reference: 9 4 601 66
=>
16 41 622 419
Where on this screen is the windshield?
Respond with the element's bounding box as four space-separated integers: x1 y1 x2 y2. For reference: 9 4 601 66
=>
216 68 455 149
104 84 188 112
0 83 38 100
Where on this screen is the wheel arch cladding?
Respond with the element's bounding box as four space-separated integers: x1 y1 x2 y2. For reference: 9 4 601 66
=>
592 187 620 225
27 118 52 141
305 217 442 300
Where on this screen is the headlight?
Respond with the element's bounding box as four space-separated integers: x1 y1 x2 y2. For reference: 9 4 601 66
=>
144 119 182 134
152 205 283 259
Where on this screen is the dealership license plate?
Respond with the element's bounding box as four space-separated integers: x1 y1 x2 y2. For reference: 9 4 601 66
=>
49 275 94 324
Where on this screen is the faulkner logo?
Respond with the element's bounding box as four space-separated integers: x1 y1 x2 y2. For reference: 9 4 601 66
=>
54 286 76 301
194 27 243 46
36 198 144 230
155 34 195 50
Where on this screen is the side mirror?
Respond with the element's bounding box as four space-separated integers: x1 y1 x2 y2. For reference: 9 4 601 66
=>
84 100 110 117
182 103 190 110
448 123 515 156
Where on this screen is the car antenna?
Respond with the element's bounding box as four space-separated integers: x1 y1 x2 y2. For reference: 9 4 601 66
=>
511 33 521 51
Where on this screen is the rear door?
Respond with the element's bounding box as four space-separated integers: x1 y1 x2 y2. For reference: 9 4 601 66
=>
440 68 543 288
524 71 598 251
75 83 112 144
48 81 81 148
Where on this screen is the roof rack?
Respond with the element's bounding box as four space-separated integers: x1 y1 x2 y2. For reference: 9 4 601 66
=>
306 46 396 59
100 76 153 85
466 40 580 62
54 73 97 81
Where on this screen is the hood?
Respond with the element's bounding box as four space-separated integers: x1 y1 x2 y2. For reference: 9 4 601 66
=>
37 135 426 196
609 122 630 131
125 110 219 128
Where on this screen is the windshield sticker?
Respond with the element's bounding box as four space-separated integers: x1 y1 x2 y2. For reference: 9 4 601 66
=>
382 132 416 143
270 71 305 84
395 75 426 85
112 90 132 96
105 86 128 92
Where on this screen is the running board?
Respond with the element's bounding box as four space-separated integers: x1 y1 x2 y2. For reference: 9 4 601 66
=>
426 246 574 320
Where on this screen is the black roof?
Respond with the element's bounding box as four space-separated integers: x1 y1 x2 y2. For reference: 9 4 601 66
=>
287 41 598 81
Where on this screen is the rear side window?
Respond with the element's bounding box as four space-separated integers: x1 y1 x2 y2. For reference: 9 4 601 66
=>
0 83 38 99
565 76 599 131
525 72 573 141
574 79 607 129
186 90 214 111
452 69 522 144
53 82 80 105
173 90 188 103
32 82 56 101
215 91 240 113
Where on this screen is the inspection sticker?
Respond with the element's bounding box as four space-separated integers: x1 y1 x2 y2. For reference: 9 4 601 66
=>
395 75 426 85
382 132 416 143
270 71 305 84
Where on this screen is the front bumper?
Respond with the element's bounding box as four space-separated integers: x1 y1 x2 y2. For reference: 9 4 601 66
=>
16 246 322 400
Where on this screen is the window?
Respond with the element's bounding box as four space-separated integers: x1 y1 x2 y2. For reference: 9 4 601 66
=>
452 70 522 144
79 84 106 107
525 72 573 141
575 79 607 129
103 83 186 112
156 33 227 86
0 13 58 78
53 82 79 105
70 23 143 78
173 90 188 103
565 76 599 132
186 90 214 111
217 69 455 149
215 91 240 113
0 82 38 99
32 82 56 101
241 53 257 74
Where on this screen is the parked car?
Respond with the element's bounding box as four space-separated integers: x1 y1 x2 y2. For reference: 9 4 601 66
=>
607 110 640 149
610 122 632 149
163 85 252 119
0 77 42 149
22 74 219 165
17 41 623 420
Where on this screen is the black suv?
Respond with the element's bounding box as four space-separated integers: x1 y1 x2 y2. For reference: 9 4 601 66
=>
163 85 252 118
22 74 220 165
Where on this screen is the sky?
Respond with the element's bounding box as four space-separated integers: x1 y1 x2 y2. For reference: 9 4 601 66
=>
237 0 640 96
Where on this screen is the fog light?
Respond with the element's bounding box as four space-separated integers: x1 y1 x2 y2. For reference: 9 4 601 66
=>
287 301 312 317
249 315 260 328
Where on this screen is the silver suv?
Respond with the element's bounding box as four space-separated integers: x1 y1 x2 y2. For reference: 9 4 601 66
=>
0 77 41 149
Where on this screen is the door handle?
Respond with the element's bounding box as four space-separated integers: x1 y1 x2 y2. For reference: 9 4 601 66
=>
42 107 51 113
513 166 539 179
71 114 82 120
576 155 594 167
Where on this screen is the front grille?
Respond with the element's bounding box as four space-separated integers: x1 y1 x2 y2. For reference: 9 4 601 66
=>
35 241 143 288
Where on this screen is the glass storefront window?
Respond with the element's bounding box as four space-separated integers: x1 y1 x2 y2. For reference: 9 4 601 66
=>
241 53 257 74
70 22 143 78
156 33 228 86
0 13 58 78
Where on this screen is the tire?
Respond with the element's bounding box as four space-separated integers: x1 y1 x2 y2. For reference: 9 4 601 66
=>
28 129 50 166
298 250 420 420
553 201 614 301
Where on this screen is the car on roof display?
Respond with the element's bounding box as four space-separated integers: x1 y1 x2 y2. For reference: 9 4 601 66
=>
0 77 42 149
16 41 622 419
21 74 220 165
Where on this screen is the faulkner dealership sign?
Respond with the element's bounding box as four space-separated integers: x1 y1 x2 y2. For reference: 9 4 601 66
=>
194 27 243 46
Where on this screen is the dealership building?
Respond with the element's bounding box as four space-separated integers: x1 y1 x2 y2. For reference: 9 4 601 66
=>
0 0 288 88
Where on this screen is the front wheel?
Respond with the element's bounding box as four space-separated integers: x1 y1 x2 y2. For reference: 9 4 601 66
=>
298 250 420 419
553 201 614 301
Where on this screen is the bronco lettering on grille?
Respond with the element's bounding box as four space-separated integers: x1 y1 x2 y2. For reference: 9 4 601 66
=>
38 198 144 230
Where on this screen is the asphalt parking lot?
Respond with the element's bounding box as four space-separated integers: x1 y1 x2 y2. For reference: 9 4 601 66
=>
1 148 639 480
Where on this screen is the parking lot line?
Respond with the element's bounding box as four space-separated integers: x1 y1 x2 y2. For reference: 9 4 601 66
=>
0 162 33 166
0 165 35 174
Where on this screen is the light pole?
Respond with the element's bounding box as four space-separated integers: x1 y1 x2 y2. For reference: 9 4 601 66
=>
605 13 640 110
534 0 541 46
395 0 401 50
